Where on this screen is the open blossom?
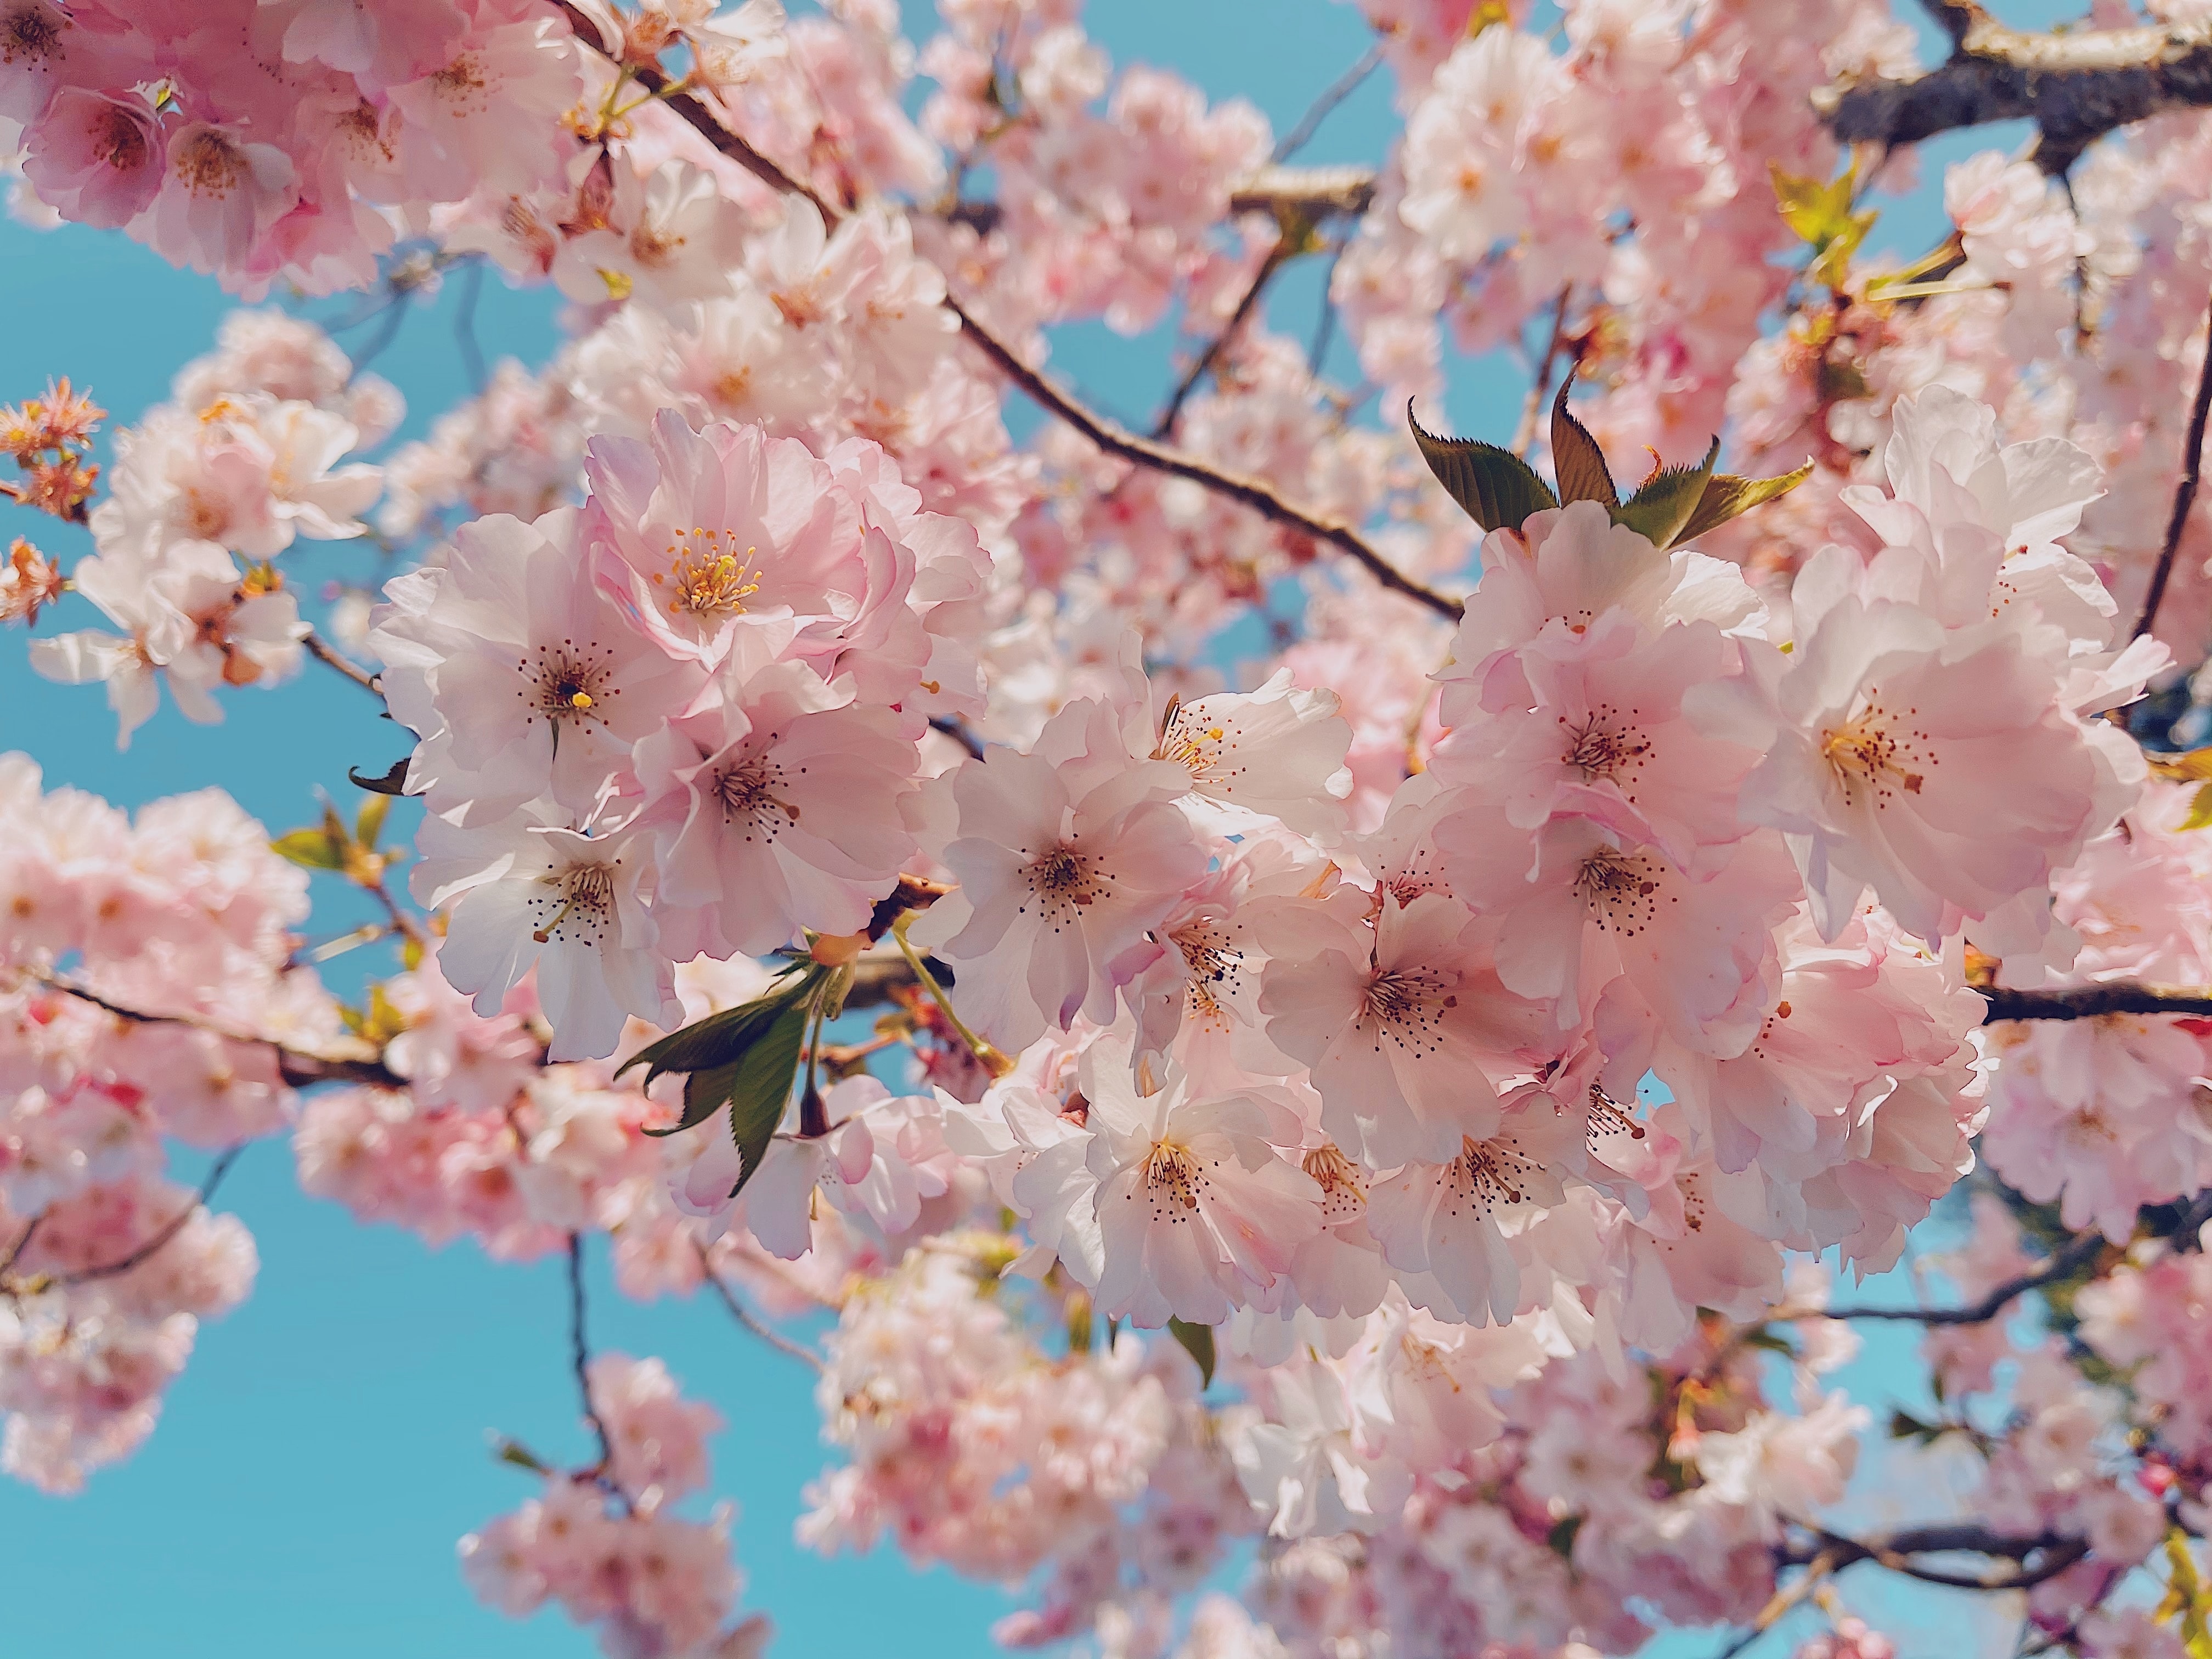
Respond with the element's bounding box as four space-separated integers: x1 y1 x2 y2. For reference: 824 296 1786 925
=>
1076 1036 1323 1328
372 507 696 821
139 123 298 283
910 697 1209 1052
634 644 917 958
1258 889 1549 1167
20 87 161 228
414 808 676 1062
1718 567 2113 945
1130 663 1356 839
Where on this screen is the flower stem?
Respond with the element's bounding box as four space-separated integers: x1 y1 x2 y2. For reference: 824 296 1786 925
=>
890 915 1014 1079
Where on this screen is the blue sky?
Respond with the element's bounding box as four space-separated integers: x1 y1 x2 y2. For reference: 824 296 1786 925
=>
0 4 2075 1656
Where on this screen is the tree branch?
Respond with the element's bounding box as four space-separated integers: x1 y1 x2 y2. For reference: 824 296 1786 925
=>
1787 1522 2088 1592
1976 981 2212 1022
2 1147 246 1297
32 972 405 1088
1513 284 1576 459
2137 281 2212 640
1271 39 1387 163
1819 12 2212 167
303 630 383 699
544 3 1461 623
1824 1228 2109 1324
697 1243 825 1373
1154 238 1293 439
567 1232 621 1486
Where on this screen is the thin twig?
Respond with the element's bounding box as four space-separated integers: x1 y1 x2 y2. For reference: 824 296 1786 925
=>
1787 1522 2087 1592
32 1147 245 1290
567 1233 620 1480
1513 285 1576 459
927 714 986 760
697 1243 825 1373
0 1218 40 1279
1272 37 1389 163
2136 284 2212 640
1712 1548 1836 1659
31 972 405 1088
303 630 383 698
454 256 489 395
1154 239 1291 438
545 1 1464 625
1824 1230 2109 1324
1308 241 1347 376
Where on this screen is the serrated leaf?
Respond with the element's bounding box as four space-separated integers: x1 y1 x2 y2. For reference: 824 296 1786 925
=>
620 964 821 1092
348 759 415 796
1408 400 1558 532
2182 782 2212 832
1612 438 1719 549
718 999 810 1198
271 828 345 871
1550 376 1618 509
1673 460 1816 545
356 793 391 850
1167 1317 1216 1388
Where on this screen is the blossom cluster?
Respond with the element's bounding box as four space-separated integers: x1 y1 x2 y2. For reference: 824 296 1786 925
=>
0 754 322 1489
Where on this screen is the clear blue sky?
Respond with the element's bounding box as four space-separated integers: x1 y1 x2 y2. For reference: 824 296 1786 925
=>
0 3 2069 1655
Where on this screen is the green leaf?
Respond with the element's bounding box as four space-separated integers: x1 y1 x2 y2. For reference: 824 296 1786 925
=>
493 1438 550 1473
348 759 415 796
1550 376 1618 509
2182 782 2212 833
1672 460 1816 546
271 829 345 871
714 998 810 1198
1408 400 1558 532
1167 1317 1216 1388
620 964 821 1092
356 792 391 851
1611 437 1719 549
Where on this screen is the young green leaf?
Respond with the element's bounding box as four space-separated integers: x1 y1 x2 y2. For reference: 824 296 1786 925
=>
1611 437 1719 549
1167 1316 1217 1388
270 828 346 871
1549 376 1618 508
1671 459 1815 545
1408 400 1558 532
356 792 391 851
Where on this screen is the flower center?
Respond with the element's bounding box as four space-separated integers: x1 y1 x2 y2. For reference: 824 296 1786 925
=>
173 129 246 198
1302 1143 1367 1224
1819 691 1929 808
530 861 617 945
652 527 762 619
1359 966 1456 1055
1174 920 1243 1025
714 754 801 842
94 107 148 172
521 642 617 726
1560 704 1649 783
1154 696 1237 788
1575 850 1667 935
1 7 62 64
1447 1134 1541 1217
1020 843 1105 927
1139 1141 1206 1216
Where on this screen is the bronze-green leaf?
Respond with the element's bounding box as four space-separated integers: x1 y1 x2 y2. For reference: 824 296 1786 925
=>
716 998 810 1198
1611 437 1719 549
622 964 821 1096
1167 1316 1216 1388
1550 376 1618 509
1672 459 1815 546
1408 400 1558 532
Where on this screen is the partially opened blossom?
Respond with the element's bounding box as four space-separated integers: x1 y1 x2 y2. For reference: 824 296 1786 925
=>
414 808 676 1062
20 87 162 228
137 123 298 281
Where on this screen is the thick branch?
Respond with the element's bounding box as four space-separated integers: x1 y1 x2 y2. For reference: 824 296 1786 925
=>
1820 11 2212 163
1977 981 2212 1021
544 4 1458 622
